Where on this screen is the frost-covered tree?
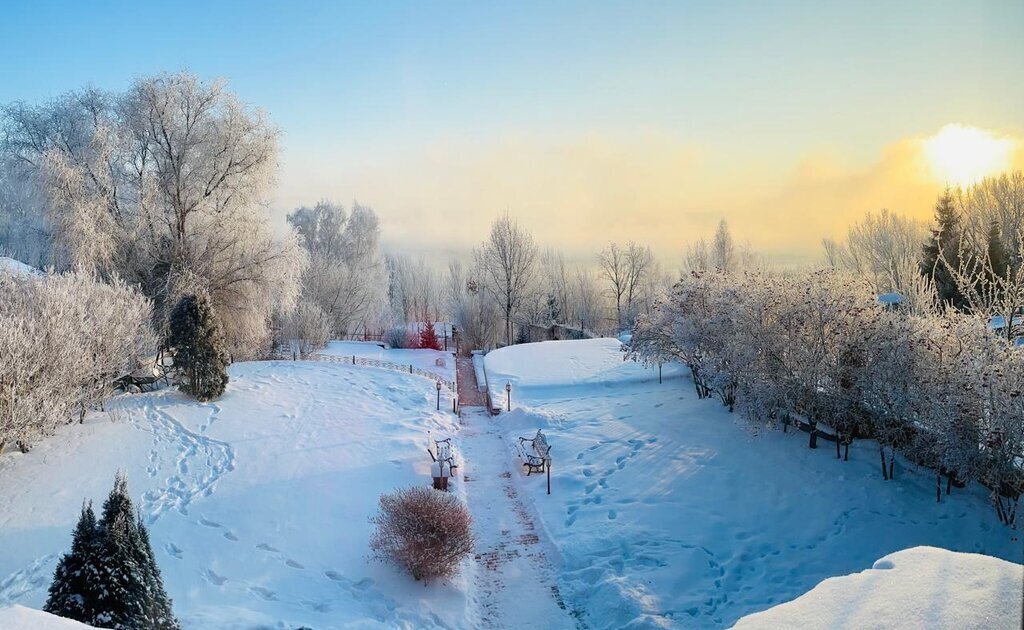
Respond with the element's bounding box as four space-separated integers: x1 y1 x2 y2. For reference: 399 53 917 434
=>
288 200 388 336
1 72 303 358
598 241 654 331
168 293 229 401
475 214 537 345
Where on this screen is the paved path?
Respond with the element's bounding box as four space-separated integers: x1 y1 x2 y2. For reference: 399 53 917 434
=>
459 407 577 629
456 355 487 407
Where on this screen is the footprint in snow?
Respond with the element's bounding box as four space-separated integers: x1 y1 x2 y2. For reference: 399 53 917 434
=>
223 531 238 541
285 559 305 569
248 586 277 601
164 543 183 559
256 543 280 553
199 518 221 528
202 569 227 586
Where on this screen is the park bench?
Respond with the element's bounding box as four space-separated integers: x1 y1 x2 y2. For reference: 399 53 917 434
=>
518 430 551 475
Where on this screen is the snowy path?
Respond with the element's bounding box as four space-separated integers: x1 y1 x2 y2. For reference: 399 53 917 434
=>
460 406 578 629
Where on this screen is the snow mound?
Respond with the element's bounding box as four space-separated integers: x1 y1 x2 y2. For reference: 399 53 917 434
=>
731 546 1024 629
0 257 41 277
0 605 98 629
483 338 683 399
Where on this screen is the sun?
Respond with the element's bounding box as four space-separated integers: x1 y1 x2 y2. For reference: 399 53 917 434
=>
923 124 1014 188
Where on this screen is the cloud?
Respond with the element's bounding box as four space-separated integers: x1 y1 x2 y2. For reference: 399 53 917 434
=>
273 126 1024 267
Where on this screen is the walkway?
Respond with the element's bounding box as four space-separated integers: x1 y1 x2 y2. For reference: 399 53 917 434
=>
456 355 487 407
459 407 577 629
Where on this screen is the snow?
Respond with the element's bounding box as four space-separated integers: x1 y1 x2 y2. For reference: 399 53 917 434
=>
317 340 455 382
0 256 41 277
0 605 98 629
732 546 1024 629
471 352 487 392
483 338 685 401
877 292 904 305
0 361 465 629
483 339 1023 629
989 314 1024 330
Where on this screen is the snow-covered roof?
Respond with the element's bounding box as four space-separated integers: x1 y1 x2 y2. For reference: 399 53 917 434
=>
732 546 1023 629
0 256 42 277
876 292 904 305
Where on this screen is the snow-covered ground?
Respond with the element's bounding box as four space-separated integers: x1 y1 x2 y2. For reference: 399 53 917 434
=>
483 337 685 403
732 546 1023 629
484 340 1024 629
0 256 41 277
0 604 95 629
318 340 456 383
0 361 465 629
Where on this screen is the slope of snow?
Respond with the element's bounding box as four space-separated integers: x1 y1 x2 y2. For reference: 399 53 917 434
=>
318 340 455 382
0 361 466 629
483 338 684 401
732 546 1023 629
0 256 41 277
486 339 1023 629
0 605 98 629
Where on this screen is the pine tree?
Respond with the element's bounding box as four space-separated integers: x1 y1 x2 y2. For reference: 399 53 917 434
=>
91 473 180 630
44 501 101 623
169 292 230 401
418 318 442 350
921 190 968 309
986 221 1010 283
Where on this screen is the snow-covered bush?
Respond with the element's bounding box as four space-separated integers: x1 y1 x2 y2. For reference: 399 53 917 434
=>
369 486 474 581
0 270 155 453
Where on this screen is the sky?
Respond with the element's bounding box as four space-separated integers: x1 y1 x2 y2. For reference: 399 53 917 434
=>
1 1 1022 265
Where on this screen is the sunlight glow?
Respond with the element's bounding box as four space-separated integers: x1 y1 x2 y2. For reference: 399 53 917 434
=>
923 124 1014 188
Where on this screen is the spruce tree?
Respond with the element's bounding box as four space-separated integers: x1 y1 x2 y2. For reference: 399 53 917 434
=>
91 473 180 630
44 501 101 623
418 318 442 350
169 292 230 401
921 190 968 309
986 221 1010 283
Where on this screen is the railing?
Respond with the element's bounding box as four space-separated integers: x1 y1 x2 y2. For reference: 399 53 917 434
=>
268 350 456 392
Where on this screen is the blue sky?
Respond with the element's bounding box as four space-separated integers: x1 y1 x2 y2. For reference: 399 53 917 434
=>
2 1 1022 260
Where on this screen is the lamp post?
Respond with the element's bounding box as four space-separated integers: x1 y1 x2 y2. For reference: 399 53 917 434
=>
505 382 512 411
436 380 442 411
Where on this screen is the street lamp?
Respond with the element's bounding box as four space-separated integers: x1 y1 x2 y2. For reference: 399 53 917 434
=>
436 380 442 411
505 382 512 411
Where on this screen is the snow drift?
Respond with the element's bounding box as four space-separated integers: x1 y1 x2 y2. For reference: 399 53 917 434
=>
732 546 1024 629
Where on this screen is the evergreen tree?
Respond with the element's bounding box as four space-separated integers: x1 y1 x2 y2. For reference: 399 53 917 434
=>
921 190 968 309
169 292 230 401
44 501 100 623
986 221 1011 283
92 473 179 630
418 318 442 350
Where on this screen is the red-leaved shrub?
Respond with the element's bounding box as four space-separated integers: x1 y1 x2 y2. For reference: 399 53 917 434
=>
369 486 474 581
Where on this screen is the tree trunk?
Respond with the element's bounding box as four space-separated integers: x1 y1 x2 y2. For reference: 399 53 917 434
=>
843 440 850 461
946 475 952 495
879 443 888 480
936 473 941 503
808 422 818 449
888 449 895 480
835 434 841 459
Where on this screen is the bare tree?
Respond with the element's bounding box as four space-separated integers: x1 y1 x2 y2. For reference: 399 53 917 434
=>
712 219 737 273
598 241 654 331
475 214 537 345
